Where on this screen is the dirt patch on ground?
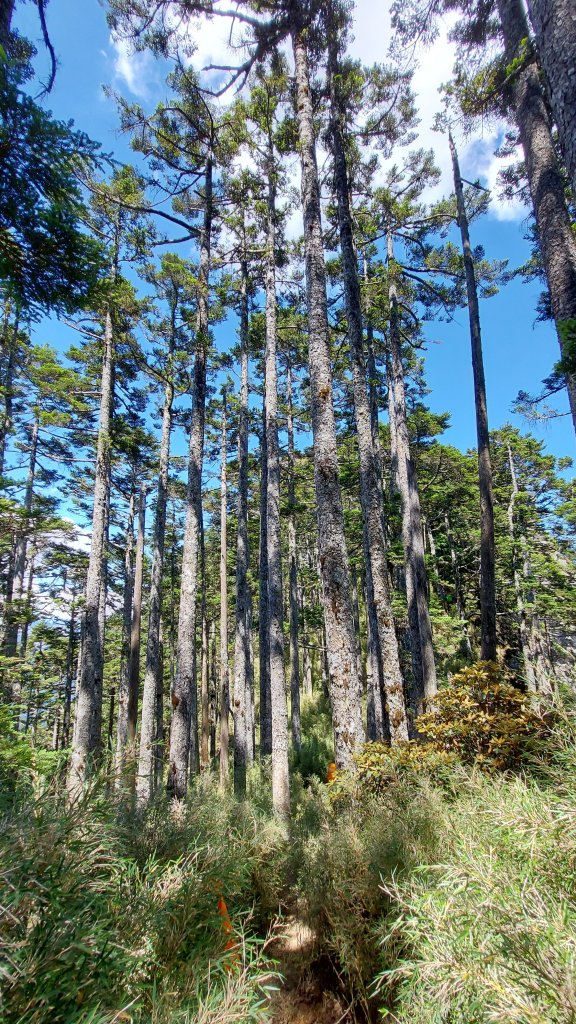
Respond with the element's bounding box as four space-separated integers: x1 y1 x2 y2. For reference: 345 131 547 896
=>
267 917 352 1024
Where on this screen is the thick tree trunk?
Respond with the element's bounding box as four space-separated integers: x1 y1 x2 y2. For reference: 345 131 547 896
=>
328 40 408 743
137 377 173 806
233 262 251 795
168 156 212 799
68 306 114 797
291 17 364 767
219 391 230 789
387 233 437 715
527 0 576 200
264 167 290 819
286 362 301 753
258 401 272 758
497 0 576 431
449 132 497 661
115 485 135 780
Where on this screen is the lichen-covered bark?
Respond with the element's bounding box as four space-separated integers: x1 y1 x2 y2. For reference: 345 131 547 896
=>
264 166 290 818
286 362 301 753
387 233 437 713
137 377 173 806
219 391 230 790
450 132 497 661
68 306 114 798
497 0 576 431
233 263 251 796
168 156 212 799
291 15 364 768
258 402 272 758
527 0 576 200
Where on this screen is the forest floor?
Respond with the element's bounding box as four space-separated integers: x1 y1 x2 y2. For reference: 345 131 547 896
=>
267 917 353 1024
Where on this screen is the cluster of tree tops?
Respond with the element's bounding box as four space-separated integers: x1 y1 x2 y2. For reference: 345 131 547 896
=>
0 0 575 818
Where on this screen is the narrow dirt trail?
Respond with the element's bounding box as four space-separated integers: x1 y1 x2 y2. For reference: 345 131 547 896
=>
266 917 352 1024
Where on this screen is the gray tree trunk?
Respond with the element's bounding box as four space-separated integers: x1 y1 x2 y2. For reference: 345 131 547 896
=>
291 16 364 767
168 155 212 798
137 379 173 806
387 232 437 716
233 262 251 795
449 132 497 661
200 517 210 768
328 39 408 743
258 401 272 758
286 362 301 752
497 0 576 431
115 484 135 781
127 483 145 760
527 0 576 200
219 390 230 789
68 306 114 797
62 586 77 748
6 414 38 673
264 166 290 819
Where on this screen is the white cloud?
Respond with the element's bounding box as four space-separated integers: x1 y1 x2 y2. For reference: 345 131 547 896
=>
111 33 156 100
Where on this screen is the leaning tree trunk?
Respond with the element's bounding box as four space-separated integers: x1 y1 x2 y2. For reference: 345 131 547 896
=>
527 0 576 200
450 132 497 661
68 306 114 797
168 155 212 799
286 362 301 752
264 163 290 819
219 391 230 789
291 14 364 767
233 261 251 796
328 37 408 743
496 0 576 431
258 401 272 759
387 232 437 715
137 377 173 806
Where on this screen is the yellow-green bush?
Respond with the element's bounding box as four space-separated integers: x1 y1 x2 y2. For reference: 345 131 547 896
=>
418 660 546 770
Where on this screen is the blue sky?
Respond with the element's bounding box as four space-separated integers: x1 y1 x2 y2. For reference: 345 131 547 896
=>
13 0 574 475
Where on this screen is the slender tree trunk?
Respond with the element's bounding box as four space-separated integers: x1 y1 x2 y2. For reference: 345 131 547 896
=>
507 443 539 691
444 513 473 657
200 517 210 768
68 306 114 797
62 588 77 748
219 391 230 789
264 165 290 818
138 378 173 806
127 483 145 755
115 484 135 779
496 0 576 430
258 401 272 758
6 415 39 666
246 595 255 764
291 15 364 767
328 40 408 743
387 232 437 715
233 262 251 795
168 155 212 799
209 621 217 759
450 132 497 661
0 313 18 479
155 618 165 791
527 0 576 200
286 362 301 753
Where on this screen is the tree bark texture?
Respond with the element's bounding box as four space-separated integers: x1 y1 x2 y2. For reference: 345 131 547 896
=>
219 391 230 789
258 401 272 758
497 0 576 431
527 0 576 199
115 484 135 780
168 155 212 799
68 306 114 797
449 132 497 662
264 167 290 819
138 375 173 806
291 17 364 768
233 262 251 795
286 362 301 752
387 233 437 714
